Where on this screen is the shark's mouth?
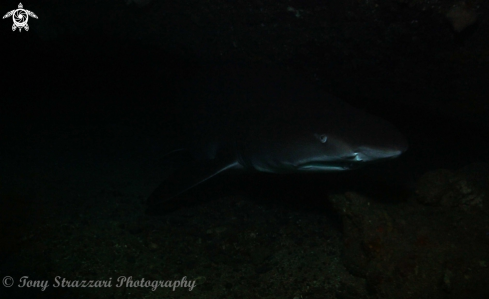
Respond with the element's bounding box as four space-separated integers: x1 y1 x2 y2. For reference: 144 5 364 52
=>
296 153 402 171
297 161 362 171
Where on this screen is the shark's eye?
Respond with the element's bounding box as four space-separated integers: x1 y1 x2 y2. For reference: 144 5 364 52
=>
314 134 328 143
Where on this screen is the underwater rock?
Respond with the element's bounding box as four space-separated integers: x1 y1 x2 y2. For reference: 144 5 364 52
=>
446 2 478 32
330 184 488 298
416 167 485 211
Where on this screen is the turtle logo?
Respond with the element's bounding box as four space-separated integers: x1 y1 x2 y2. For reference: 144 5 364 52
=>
3 3 38 32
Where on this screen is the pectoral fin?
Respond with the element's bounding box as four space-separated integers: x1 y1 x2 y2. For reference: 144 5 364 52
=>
146 155 239 208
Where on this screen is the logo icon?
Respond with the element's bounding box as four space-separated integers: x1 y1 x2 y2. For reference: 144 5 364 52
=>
3 3 38 32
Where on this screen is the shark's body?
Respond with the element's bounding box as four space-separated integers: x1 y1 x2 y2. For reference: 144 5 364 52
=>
147 65 407 207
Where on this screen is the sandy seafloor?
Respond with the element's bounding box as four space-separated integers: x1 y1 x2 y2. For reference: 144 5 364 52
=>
0 118 351 299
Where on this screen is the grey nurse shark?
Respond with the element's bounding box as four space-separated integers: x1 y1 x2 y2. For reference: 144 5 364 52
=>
147 64 408 205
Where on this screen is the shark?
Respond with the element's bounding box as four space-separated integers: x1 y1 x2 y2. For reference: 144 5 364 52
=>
146 64 408 209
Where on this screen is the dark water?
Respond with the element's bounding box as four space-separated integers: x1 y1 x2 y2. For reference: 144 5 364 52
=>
3 38 487 202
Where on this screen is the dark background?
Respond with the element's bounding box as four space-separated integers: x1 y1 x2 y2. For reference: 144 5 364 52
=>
2 0 488 171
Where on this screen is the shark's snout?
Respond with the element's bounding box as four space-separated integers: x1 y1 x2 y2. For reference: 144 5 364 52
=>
355 125 408 162
356 146 404 161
